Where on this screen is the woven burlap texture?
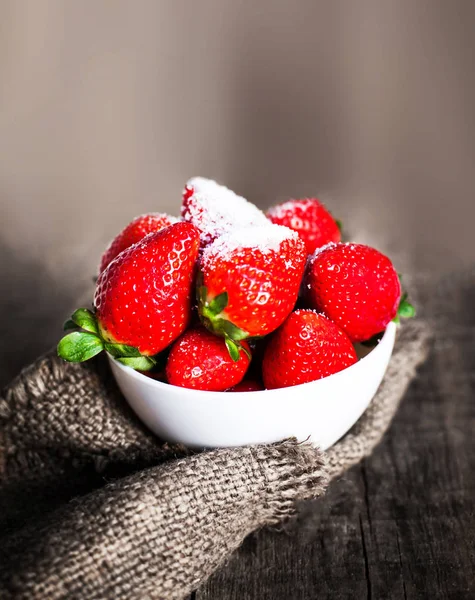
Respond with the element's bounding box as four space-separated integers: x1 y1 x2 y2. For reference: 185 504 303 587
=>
0 319 431 599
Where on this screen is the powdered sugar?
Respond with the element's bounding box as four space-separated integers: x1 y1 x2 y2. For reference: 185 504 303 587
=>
203 223 300 260
267 198 315 218
181 177 268 245
135 212 178 223
309 241 338 262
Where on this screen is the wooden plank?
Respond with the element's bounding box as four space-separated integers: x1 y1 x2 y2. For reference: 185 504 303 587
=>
198 468 370 600
359 326 475 600
2 237 474 598
197 280 475 599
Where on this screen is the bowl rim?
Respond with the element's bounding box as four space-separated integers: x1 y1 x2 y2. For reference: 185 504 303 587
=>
108 321 397 398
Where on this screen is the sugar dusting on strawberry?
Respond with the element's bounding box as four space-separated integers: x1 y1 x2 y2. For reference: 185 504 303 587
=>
181 177 268 247
203 222 301 258
198 224 306 358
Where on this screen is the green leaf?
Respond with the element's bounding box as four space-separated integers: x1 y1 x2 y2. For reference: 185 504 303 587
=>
398 298 416 319
220 319 249 341
71 308 99 334
393 290 416 324
116 356 156 371
335 219 343 233
207 292 228 315
225 338 241 362
57 332 104 362
63 319 78 331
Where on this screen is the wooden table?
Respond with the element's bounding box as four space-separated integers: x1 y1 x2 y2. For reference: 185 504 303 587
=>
190 270 475 600
0 2 474 595
1 268 474 599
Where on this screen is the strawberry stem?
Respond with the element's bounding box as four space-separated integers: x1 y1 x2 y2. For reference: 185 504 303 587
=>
197 286 252 360
224 337 251 363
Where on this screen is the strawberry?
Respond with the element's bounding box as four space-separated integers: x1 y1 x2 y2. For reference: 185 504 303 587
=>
166 327 251 391
227 379 264 392
262 309 357 389
304 242 413 342
99 212 177 273
181 177 268 247
267 198 341 254
58 222 200 370
198 224 306 359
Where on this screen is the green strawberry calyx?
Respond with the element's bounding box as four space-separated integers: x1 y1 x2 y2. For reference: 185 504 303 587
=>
197 285 251 362
393 274 416 325
393 292 416 324
57 308 157 371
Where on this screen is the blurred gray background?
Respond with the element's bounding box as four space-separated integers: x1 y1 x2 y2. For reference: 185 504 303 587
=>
0 0 474 383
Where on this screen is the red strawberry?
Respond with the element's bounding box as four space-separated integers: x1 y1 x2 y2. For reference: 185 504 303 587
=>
267 198 341 254
99 212 177 273
181 177 268 247
304 243 406 342
262 309 357 389
58 222 200 370
198 224 306 359
166 327 251 391
227 379 264 392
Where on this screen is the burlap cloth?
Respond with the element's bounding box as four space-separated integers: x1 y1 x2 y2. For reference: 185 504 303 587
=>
0 319 431 599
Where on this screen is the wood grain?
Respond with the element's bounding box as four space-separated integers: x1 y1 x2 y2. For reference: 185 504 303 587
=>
0 2 474 594
0 245 473 599
197 274 475 599
1 269 473 598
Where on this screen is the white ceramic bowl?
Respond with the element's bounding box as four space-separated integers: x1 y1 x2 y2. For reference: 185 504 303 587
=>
108 322 397 450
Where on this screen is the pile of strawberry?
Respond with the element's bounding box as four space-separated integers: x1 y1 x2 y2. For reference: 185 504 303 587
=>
58 177 414 391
